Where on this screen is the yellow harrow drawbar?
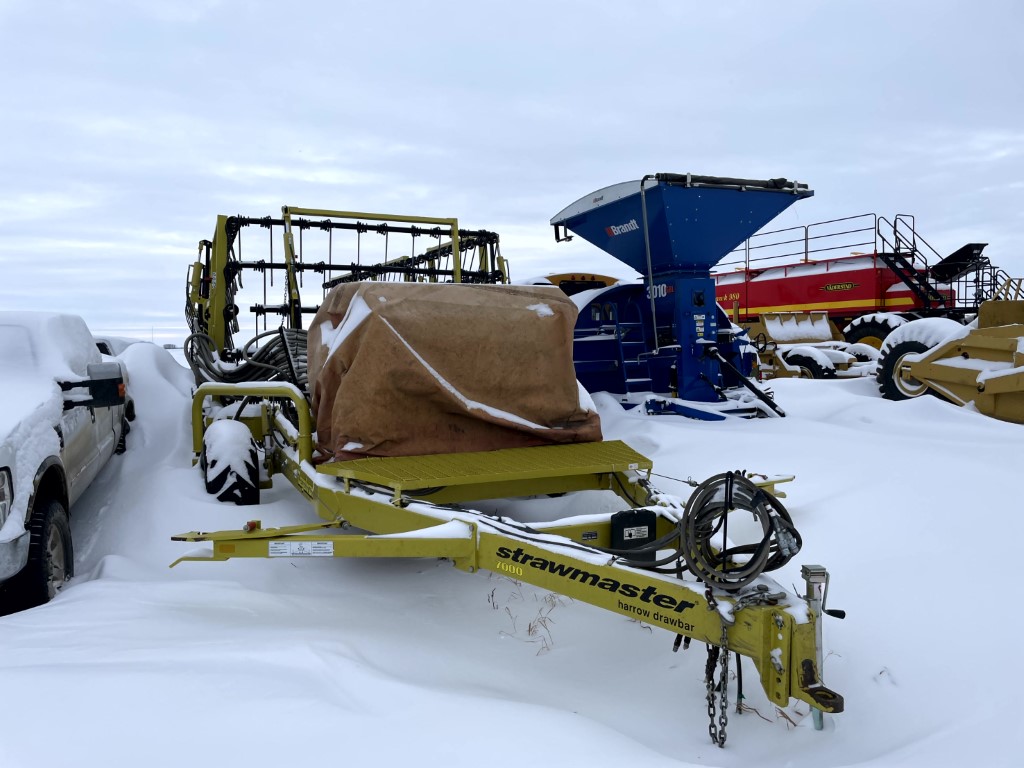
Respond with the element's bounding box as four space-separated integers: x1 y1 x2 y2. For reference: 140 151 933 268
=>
173 383 843 745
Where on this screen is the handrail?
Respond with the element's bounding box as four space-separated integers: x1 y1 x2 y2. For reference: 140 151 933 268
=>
719 210 1016 314
993 274 1024 301
877 214 941 271
192 382 313 463
719 213 878 271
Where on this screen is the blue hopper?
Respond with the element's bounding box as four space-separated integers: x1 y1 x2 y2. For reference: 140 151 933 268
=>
551 173 813 417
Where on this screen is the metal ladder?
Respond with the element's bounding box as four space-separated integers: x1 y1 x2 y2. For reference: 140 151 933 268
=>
876 215 949 308
615 303 654 393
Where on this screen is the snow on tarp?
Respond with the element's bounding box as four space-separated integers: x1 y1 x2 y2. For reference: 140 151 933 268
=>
307 282 602 460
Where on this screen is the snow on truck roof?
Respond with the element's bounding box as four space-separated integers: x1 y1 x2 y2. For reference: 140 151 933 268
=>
0 311 100 380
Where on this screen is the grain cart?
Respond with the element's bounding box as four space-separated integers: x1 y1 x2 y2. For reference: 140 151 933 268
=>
875 284 1024 423
551 173 814 419
172 205 844 747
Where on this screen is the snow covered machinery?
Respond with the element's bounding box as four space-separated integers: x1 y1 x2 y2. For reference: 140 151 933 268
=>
550 173 814 419
714 212 1020 359
874 289 1024 423
173 205 844 746
184 206 508 387
708 207 1024 415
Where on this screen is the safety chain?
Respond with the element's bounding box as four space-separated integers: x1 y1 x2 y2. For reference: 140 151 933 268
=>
732 584 786 613
704 587 730 747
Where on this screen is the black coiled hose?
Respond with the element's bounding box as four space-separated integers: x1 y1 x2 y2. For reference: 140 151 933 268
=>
184 329 308 392
680 472 801 590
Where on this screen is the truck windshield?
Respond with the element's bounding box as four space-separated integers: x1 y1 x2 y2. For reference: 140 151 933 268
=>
0 325 38 371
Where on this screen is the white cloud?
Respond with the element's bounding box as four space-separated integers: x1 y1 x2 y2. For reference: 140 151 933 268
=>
210 163 385 187
99 0 224 24
0 189 104 224
0 0 1021 340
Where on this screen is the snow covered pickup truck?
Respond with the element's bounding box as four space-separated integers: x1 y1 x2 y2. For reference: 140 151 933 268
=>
0 312 133 610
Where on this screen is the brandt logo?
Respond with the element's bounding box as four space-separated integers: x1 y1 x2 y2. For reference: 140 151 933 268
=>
606 219 639 236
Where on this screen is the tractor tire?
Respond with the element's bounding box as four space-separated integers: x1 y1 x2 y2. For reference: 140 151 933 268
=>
845 343 880 364
201 421 260 506
876 317 965 401
784 352 837 380
16 499 74 609
844 315 903 349
876 340 933 400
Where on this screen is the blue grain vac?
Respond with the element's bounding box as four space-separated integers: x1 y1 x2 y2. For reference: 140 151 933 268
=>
550 173 813 419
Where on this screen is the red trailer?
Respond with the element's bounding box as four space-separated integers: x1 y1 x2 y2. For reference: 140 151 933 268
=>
713 213 1003 346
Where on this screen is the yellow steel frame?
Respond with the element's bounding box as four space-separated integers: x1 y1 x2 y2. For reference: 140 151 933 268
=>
906 322 1024 423
281 205 464 285
180 383 843 718
187 207 509 353
187 215 237 351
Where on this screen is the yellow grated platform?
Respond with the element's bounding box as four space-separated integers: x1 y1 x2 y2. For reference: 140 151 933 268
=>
316 439 652 492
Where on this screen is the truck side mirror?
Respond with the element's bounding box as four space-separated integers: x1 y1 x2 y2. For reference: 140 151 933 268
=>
60 362 126 410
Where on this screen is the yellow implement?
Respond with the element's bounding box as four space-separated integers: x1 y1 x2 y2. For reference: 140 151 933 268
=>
178 381 843 740
882 300 1024 423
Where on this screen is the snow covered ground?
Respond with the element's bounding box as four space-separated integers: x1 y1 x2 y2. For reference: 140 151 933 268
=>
1 341 1021 767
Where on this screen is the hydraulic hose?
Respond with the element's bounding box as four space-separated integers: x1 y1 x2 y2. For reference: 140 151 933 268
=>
184 329 307 391
680 472 801 590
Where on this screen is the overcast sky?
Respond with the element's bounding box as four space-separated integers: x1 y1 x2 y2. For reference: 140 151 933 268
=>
2 0 1022 344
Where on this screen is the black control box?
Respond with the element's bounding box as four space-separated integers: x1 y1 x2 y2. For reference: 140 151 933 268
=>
611 509 657 563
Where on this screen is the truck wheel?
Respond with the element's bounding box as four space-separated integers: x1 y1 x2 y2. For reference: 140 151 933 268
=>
784 352 837 380
21 499 74 607
115 416 130 455
876 340 932 400
201 420 260 505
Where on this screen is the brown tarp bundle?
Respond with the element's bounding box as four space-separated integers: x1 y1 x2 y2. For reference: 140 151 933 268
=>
307 282 602 460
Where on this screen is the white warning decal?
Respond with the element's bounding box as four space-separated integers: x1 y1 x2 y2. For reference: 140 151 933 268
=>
623 526 649 541
268 541 335 557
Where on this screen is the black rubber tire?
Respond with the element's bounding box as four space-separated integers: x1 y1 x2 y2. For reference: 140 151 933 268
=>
844 317 899 349
201 428 260 506
876 340 934 400
18 499 74 608
784 352 837 380
115 416 130 455
846 343 880 364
